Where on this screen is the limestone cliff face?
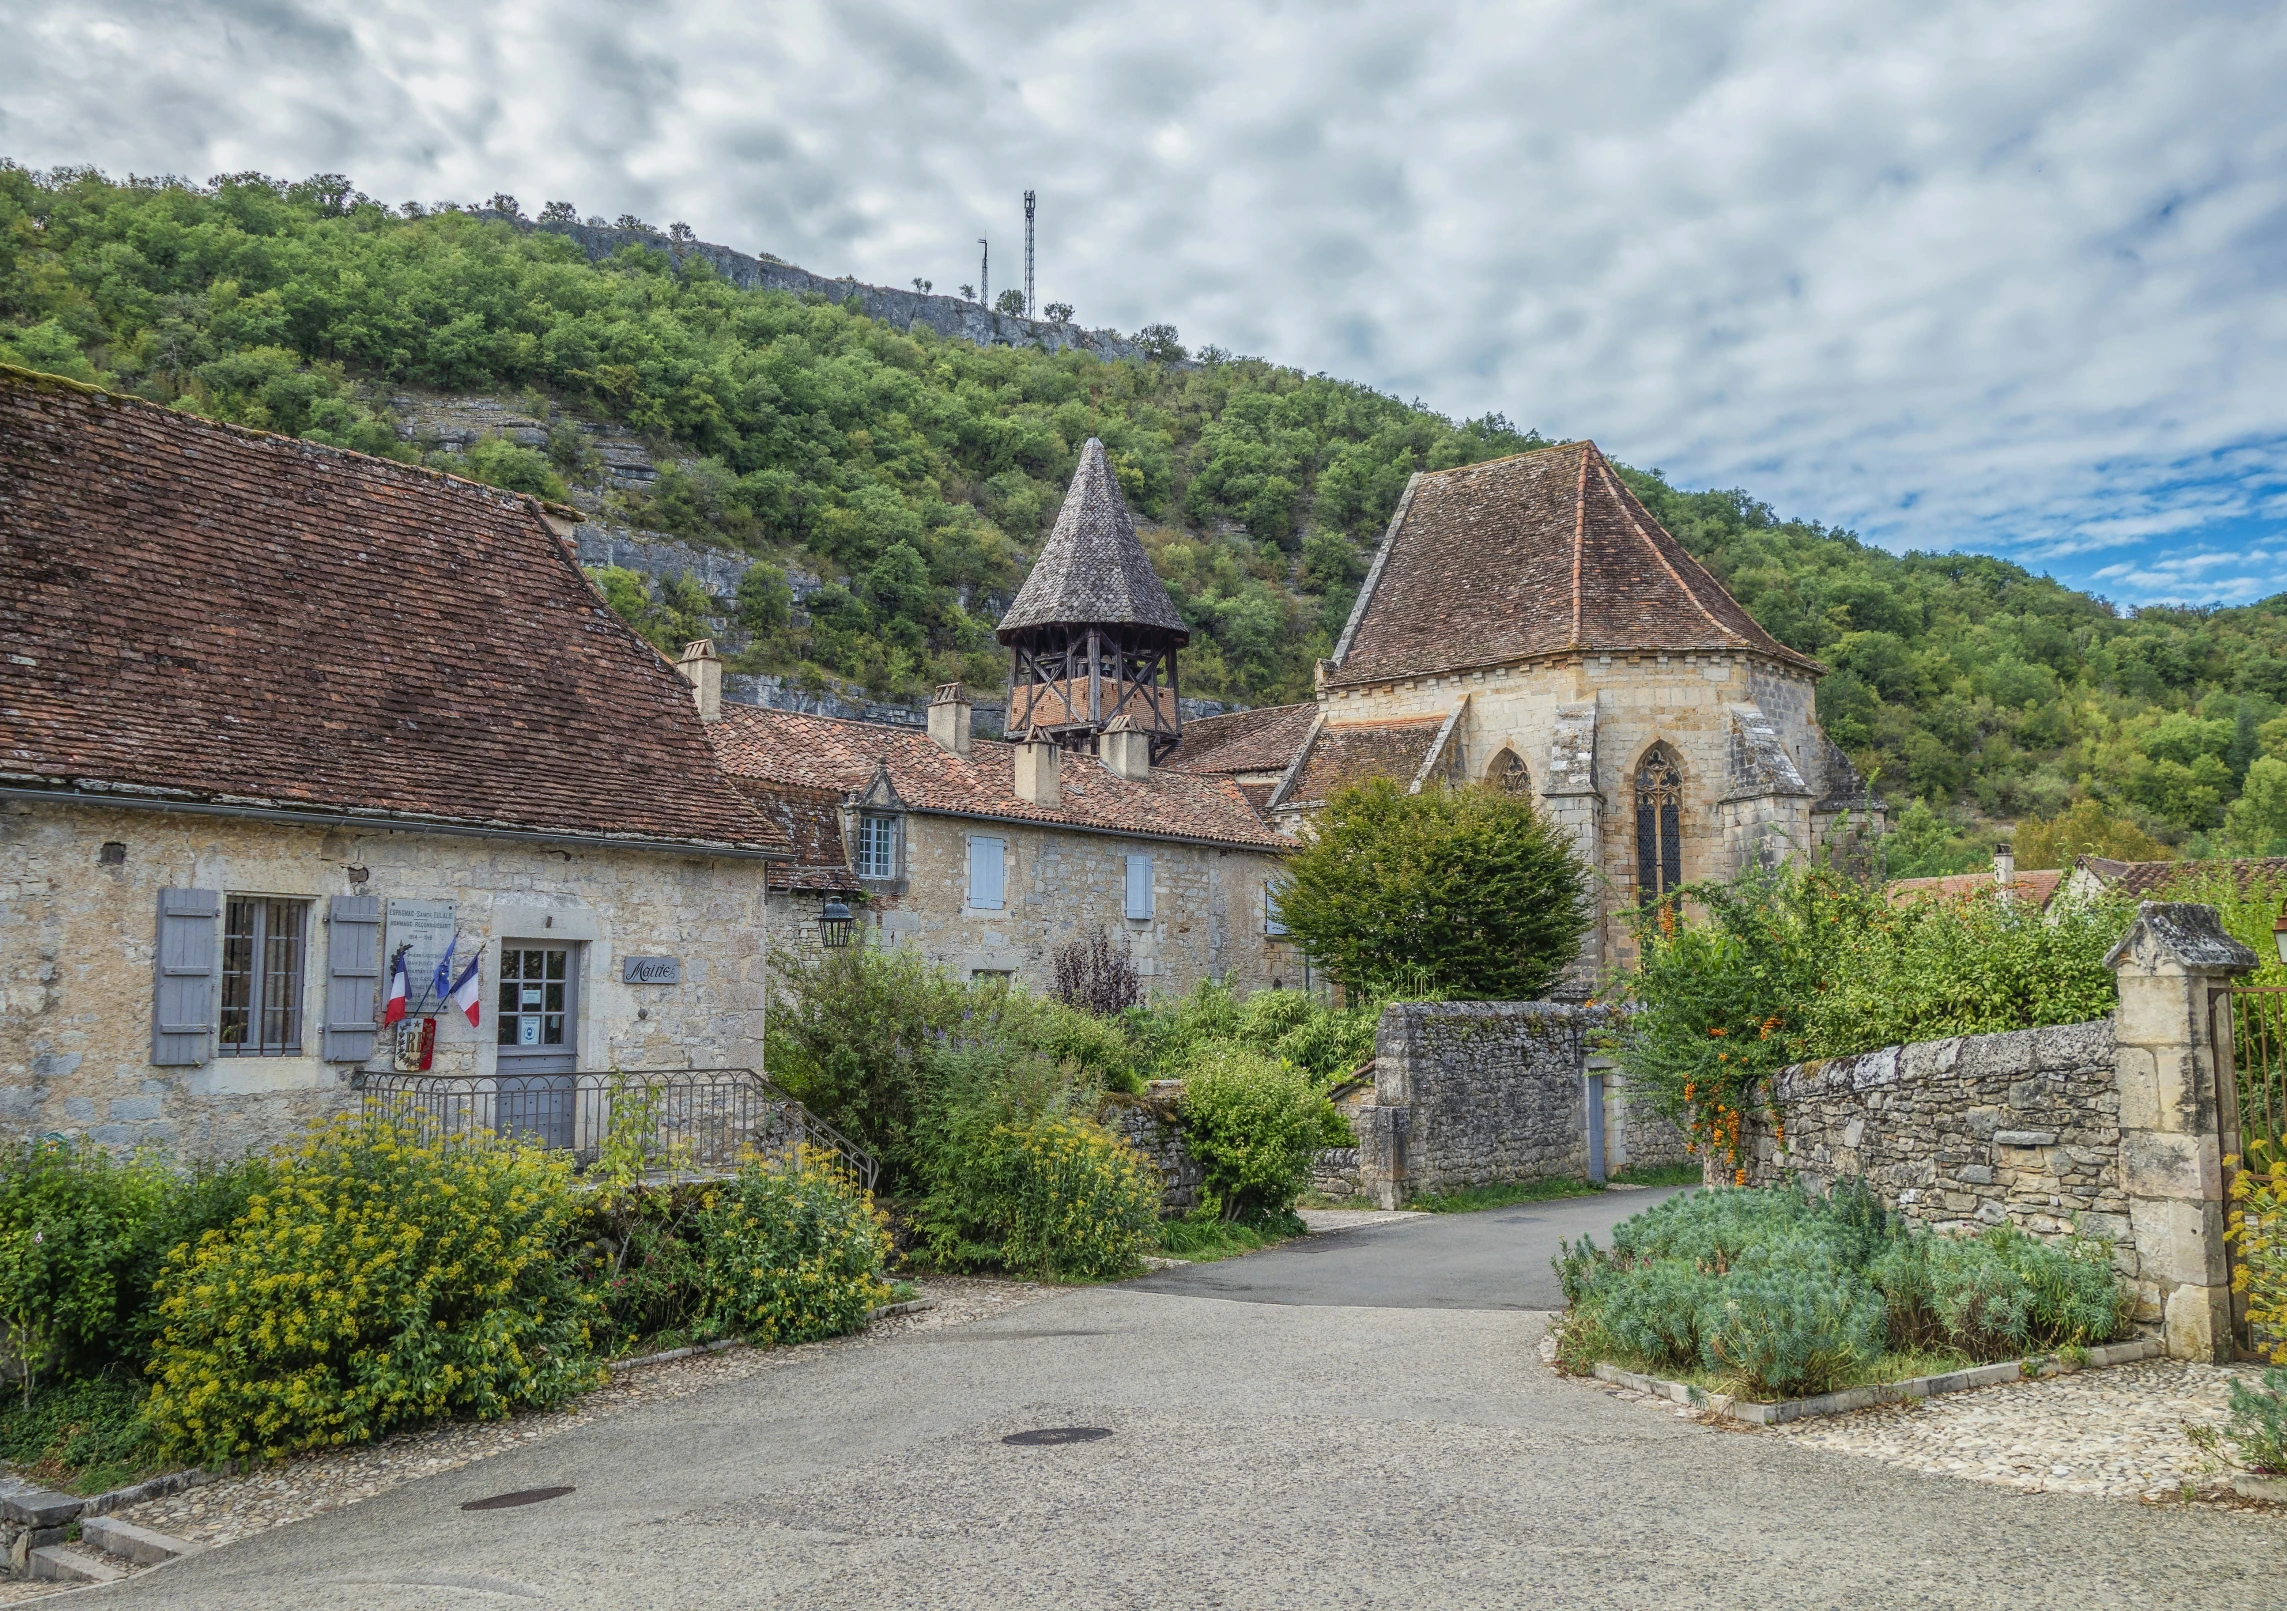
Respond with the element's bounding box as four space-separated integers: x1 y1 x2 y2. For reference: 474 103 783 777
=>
479 213 1148 363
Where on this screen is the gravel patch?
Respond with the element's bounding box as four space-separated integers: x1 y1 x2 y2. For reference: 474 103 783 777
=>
0 1274 1054 1600
1546 1324 2284 1511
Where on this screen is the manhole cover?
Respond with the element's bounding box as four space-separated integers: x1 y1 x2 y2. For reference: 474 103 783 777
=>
461 1486 576 1511
1002 1426 1112 1446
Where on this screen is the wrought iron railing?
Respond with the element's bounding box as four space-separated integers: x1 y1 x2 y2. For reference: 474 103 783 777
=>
350 1066 877 1192
2229 987 2287 1153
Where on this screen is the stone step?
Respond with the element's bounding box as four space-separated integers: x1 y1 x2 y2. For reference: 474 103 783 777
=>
29 1543 127 1584
0 1485 83 1528
81 1515 204 1566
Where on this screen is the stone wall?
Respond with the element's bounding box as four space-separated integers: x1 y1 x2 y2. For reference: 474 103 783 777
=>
1101 1096 1202 1215
1606 1070 1694 1174
1741 1020 2127 1244
0 800 770 1160
1359 1001 1627 1207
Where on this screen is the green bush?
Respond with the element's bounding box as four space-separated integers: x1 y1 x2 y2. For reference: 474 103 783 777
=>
0 1376 159 1494
1178 1046 1346 1221
2222 1367 2287 1474
1274 776 1591 999
1697 1267 1888 1398
917 1107 1160 1279
143 1118 602 1464
1558 1183 2132 1399
694 1151 892 1343
0 1138 270 1390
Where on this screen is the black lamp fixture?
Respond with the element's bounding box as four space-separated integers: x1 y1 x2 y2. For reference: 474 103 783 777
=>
2274 899 2287 966
820 898 855 949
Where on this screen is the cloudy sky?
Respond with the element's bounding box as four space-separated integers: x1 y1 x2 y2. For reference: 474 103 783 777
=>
7 0 2286 606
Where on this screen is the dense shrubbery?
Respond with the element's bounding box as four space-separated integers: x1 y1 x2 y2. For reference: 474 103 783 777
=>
2230 1140 2287 1366
918 1107 1160 1280
1619 860 2127 1169
1177 1046 1349 1222
143 1119 604 1464
1276 778 1591 999
694 1152 894 1344
1556 1184 2132 1399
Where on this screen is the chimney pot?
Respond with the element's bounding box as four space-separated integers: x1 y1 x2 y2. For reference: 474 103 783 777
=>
928 681 974 756
675 638 722 724
1013 735 1061 806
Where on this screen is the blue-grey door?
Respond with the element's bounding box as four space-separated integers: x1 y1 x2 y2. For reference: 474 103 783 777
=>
496 944 577 1147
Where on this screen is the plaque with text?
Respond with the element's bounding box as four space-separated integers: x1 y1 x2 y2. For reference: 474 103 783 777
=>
385 899 460 1013
622 955 682 984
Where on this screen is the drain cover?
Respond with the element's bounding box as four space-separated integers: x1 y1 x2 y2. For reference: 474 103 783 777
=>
1002 1426 1112 1446
461 1486 576 1511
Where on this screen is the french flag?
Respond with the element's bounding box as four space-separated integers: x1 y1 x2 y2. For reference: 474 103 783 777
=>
382 945 411 1026
446 945 484 1028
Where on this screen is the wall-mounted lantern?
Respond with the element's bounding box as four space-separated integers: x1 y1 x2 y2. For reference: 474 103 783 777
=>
2273 899 2287 966
820 898 855 949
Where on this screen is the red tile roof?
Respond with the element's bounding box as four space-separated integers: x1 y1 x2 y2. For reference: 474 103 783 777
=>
1329 441 1820 687
1284 718 1450 807
1888 870 2064 908
1163 702 1317 776
709 705 1291 851
2074 855 2277 896
739 782 858 891
0 367 785 855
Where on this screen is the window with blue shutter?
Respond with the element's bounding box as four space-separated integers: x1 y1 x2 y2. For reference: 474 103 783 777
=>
152 888 220 1066
1125 853 1154 922
322 894 383 1063
968 836 1005 910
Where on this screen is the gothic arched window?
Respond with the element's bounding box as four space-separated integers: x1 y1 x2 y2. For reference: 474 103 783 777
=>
1490 750 1531 796
1635 746 1683 898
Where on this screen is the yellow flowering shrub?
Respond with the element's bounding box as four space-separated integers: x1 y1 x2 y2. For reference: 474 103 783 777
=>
143 1118 601 1464
2228 1140 2287 1365
692 1148 892 1345
918 1112 1161 1279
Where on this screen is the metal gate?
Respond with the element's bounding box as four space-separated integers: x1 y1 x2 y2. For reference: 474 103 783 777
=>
2226 987 2287 1361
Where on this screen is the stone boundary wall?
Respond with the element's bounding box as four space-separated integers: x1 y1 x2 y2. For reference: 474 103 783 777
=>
1358 1002 1663 1207
1741 1019 2129 1249
1101 1098 1201 1216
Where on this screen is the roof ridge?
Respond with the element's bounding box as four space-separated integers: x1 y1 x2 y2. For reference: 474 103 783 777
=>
1589 448 1743 647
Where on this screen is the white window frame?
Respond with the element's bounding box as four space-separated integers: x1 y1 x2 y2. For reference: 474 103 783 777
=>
967 835 1006 910
856 813 898 880
1125 853 1154 922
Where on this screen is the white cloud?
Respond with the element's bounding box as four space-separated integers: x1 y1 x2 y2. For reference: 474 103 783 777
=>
3 0 2285 602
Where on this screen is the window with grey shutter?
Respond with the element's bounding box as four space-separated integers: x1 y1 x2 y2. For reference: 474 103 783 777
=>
152 888 219 1066
967 836 1005 910
322 894 382 1063
1125 853 1154 922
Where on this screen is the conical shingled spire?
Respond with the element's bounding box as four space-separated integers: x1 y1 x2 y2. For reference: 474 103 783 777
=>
997 439 1188 642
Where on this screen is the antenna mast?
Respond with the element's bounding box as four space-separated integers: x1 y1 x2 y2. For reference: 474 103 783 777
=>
1023 190 1036 318
978 238 988 307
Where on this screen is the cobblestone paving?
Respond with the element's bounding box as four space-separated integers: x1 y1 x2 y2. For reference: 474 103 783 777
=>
1553 1328 2282 1511
0 1277 1051 1599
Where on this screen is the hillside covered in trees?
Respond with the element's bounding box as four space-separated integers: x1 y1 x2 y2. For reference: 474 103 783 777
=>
7 163 2287 874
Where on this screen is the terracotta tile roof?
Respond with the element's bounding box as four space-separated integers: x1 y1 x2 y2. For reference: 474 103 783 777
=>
997 438 1187 639
1328 441 1821 687
1163 702 1317 776
2075 855 2277 897
1888 870 2064 908
739 782 858 891
709 705 1290 851
1283 718 1449 807
0 367 785 855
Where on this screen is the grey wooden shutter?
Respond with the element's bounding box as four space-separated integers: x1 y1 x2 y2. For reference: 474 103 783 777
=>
151 888 219 1066
1125 853 1154 921
322 894 383 1062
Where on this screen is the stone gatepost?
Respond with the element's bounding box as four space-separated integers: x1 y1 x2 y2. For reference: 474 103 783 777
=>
2105 901 2256 1362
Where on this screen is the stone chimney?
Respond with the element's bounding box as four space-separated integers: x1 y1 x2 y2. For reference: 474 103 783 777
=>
928 681 973 757
1099 714 1152 781
675 639 722 724
1013 734 1061 807
1994 840 2016 888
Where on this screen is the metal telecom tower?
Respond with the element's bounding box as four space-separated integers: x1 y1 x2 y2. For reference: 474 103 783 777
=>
1023 190 1036 317
978 239 988 306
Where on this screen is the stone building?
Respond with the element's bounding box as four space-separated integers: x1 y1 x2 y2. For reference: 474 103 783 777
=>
0 367 789 1158
702 439 1299 995
1166 441 1880 981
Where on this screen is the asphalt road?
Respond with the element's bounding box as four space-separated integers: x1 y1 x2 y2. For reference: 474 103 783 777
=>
85 1196 2282 1611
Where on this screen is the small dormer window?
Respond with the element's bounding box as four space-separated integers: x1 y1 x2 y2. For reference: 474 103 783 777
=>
856 814 898 880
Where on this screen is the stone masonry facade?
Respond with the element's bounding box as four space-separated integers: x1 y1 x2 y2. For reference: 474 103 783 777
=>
1 801 771 1161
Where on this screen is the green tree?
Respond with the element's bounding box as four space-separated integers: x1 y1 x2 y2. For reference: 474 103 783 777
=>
1276 778 1590 998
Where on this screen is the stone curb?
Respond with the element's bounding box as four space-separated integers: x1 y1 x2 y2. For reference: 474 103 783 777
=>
2230 1472 2287 1503
1590 1337 2166 1426
608 1338 744 1372
867 1298 939 1322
